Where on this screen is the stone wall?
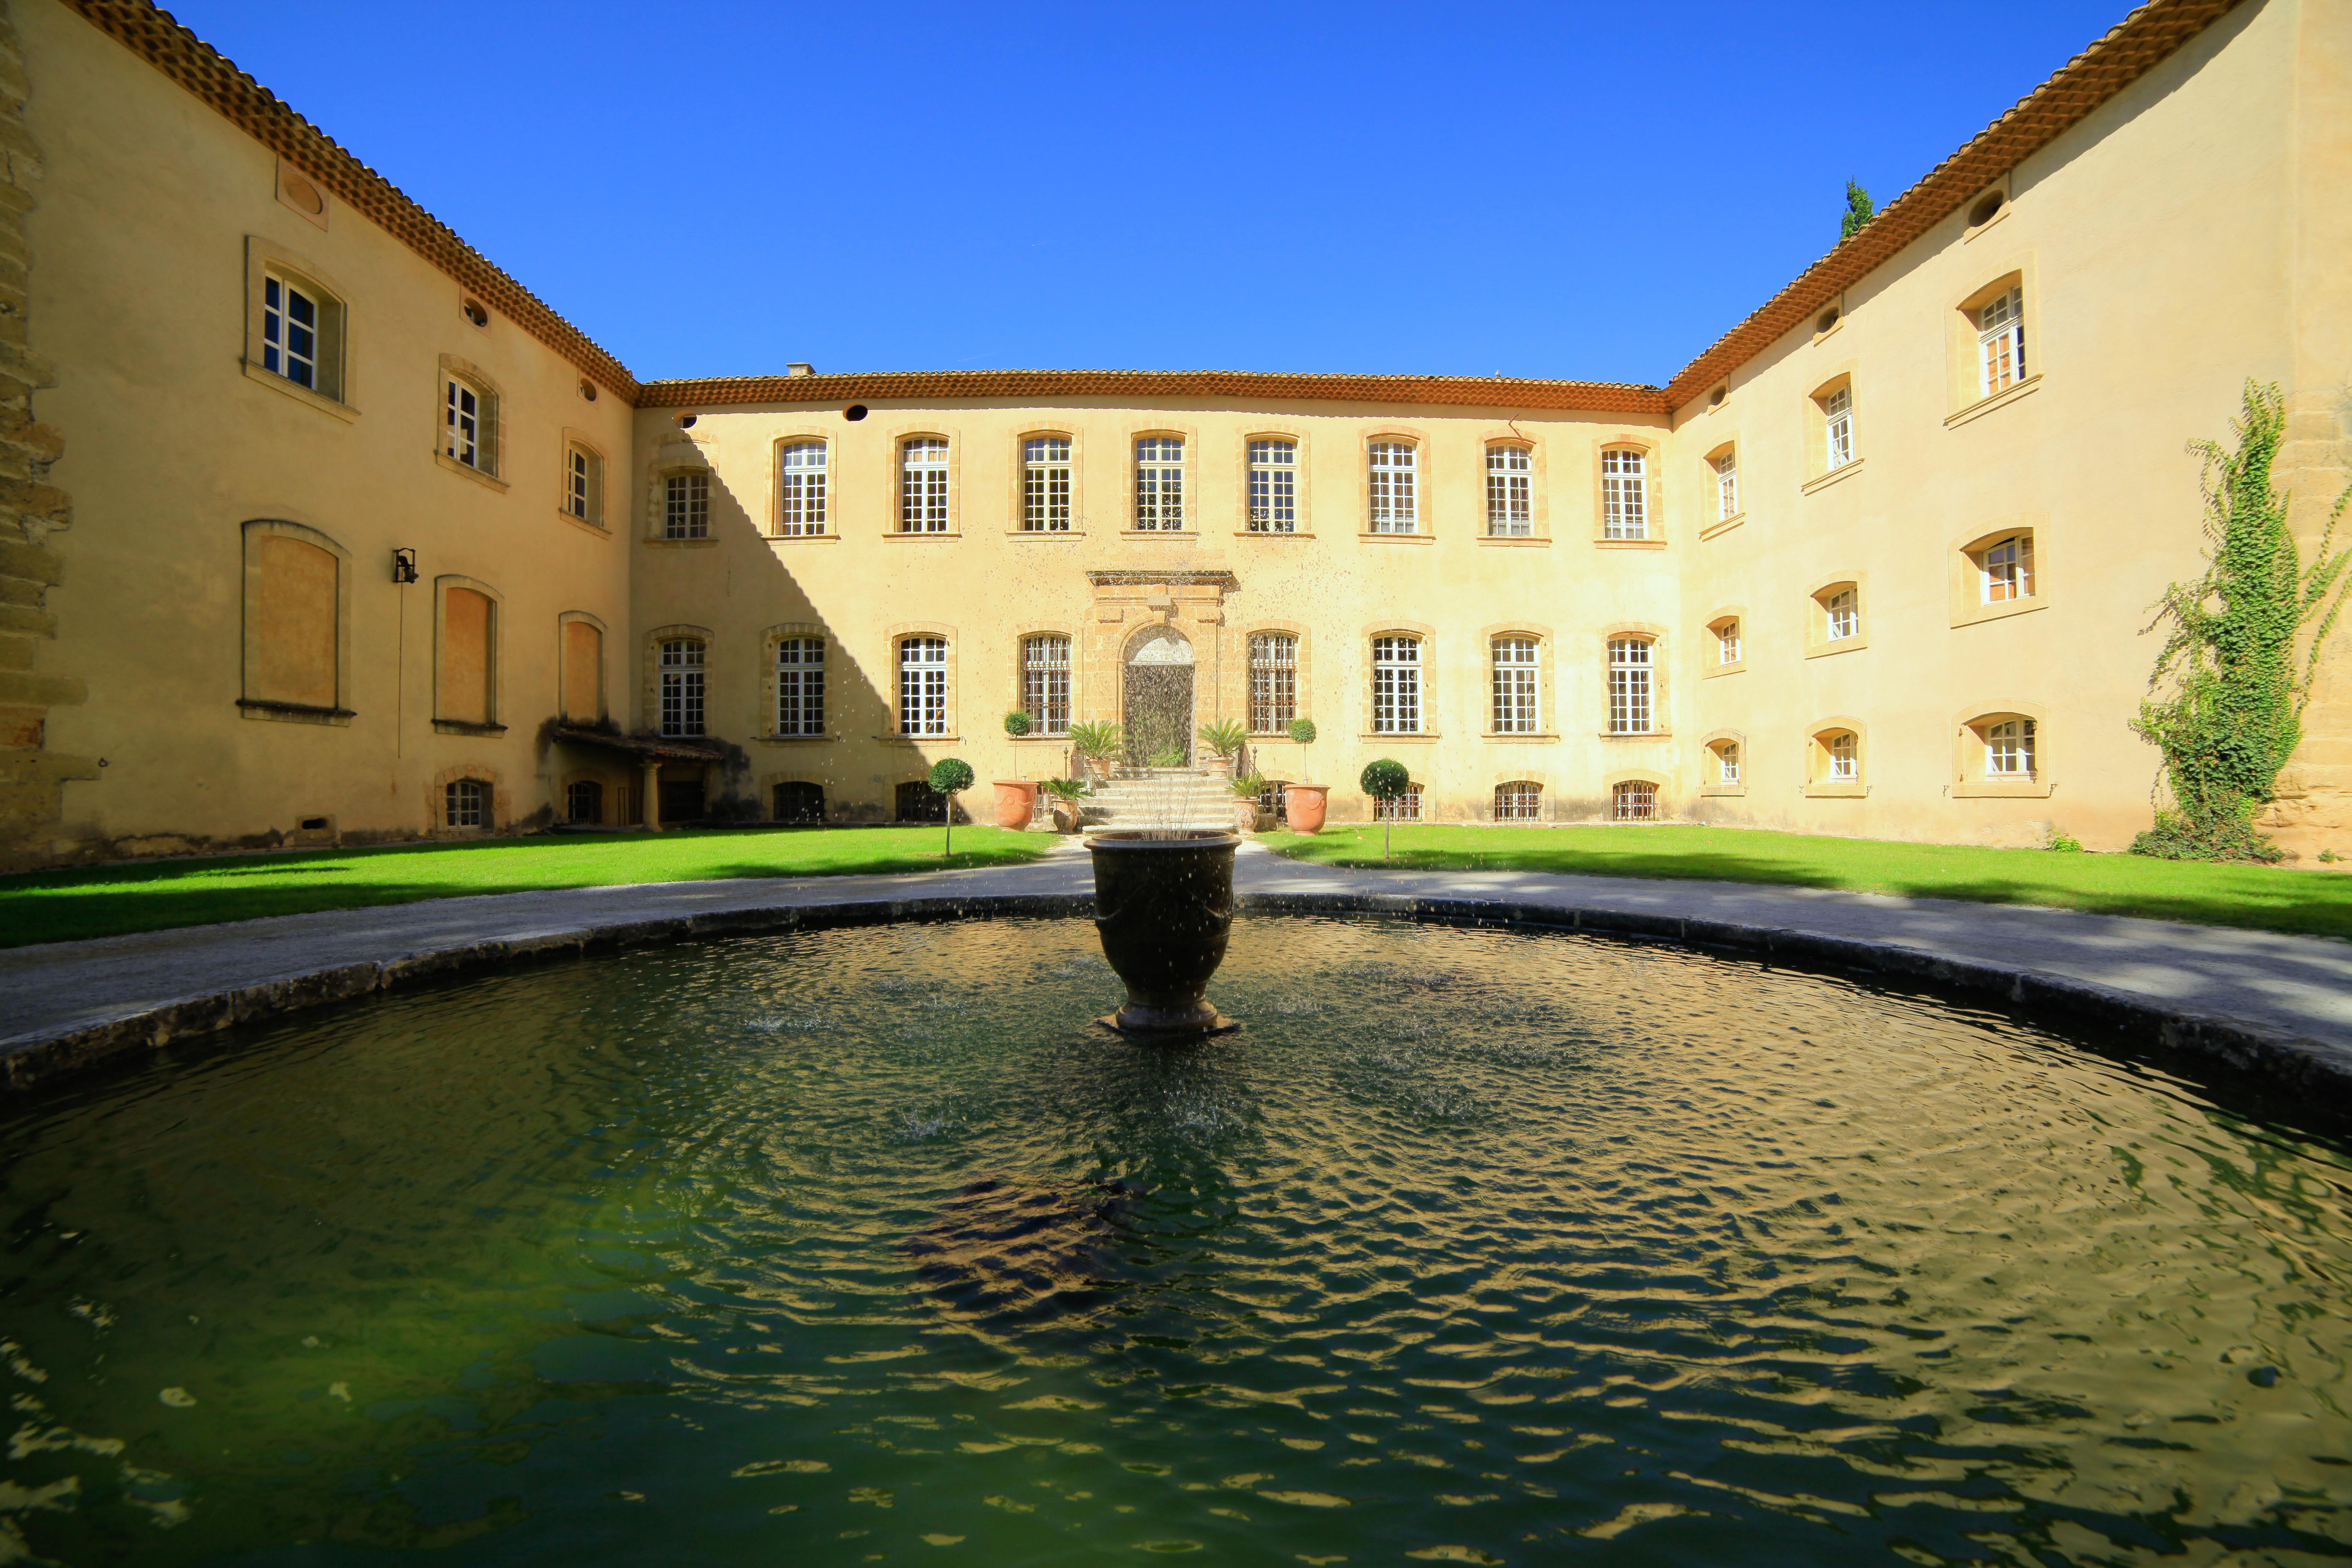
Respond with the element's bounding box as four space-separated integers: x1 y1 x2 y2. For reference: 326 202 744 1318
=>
0 0 88 874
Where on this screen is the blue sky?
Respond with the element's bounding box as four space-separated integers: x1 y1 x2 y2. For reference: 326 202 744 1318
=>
165 1 2130 384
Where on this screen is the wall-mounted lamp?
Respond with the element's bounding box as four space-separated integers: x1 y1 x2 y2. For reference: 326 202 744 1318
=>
392 547 418 584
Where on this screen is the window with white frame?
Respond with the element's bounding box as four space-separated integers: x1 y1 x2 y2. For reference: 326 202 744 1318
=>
1601 449 1648 539
1984 717 2036 778
1248 439 1296 532
1375 782 1424 822
1978 287 2026 397
1022 634 1070 734
1827 730 1859 780
1979 534 2032 603
1611 780 1657 822
1491 636 1538 733
900 438 949 532
1368 441 1418 533
1495 781 1542 821
444 374 493 473
1134 437 1184 529
898 636 948 735
1714 450 1739 520
1715 740 1741 785
1824 386 1854 470
1022 437 1072 531
1486 446 1531 536
1248 632 1297 732
567 443 601 524
659 639 706 737
1715 618 1742 665
777 441 827 536
1825 586 1859 641
775 637 825 736
263 273 322 391
1607 637 1654 734
445 777 488 829
1372 635 1422 733
664 472 709 539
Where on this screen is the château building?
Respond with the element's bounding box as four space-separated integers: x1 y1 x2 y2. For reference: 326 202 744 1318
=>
1 0 2347 871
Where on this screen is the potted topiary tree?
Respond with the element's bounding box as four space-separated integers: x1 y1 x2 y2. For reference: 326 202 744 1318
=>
993 712 1039 830
1360 757 1410 862
1197 718 1246 781
929 756 975 857
1284 718 1328 833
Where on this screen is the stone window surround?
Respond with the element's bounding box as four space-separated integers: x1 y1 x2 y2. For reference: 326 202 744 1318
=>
237 518 354 725
1944 254 2043 427
1478 621 1556 739
242 235 355 419
1240 620 1311 738
1950 517 2051 627
887 425 960 537
1233 428 1313 537
559 427 608 533
1591 433 1665 547
641 622 712 738
759 769 830 822
884 620 958 741
1008 427 1085 536
759 620 833 742
429 762 503 836
1490 773 1549 821
1699 434 1743 539
768 427 836 539
1599 621 1669 740
1126 423 1200 536
1361 619 1436 740
556 608 607 725
1702 606 1746 677
1700 728 1747 797
1358 426 1431 541
1801 365 1861 491
434 352 507 490
1478 432 1550 544
431 573 505 735
1804 572 1869 658
1805 717 1869 798
646 436 715 545
1007 623 1080 740
1953 701 2054 797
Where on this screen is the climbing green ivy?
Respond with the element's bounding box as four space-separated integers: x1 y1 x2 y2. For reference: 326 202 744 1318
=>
2130 381 2352 861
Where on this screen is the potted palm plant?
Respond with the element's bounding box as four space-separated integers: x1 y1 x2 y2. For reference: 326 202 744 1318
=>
1041 777 1088 833
1282 717 1329 833
1197 718 1247 781
1228 773 1266 832
1068 720 1122 784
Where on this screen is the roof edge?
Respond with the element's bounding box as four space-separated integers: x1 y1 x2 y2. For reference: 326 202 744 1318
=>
62 0 641 400
1661 0 2239 410
635 369 1671 418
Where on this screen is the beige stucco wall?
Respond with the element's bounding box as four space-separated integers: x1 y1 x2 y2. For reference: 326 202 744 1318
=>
1674 0 2349 852
629 399 1679 824
19 0 636 860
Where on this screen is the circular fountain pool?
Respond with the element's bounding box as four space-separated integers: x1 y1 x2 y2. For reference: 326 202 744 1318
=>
2 916 2348 1565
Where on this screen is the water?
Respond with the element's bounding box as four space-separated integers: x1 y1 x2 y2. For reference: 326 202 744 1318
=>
3 916 2349 1565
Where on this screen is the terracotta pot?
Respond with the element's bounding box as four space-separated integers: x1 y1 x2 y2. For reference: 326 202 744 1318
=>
1284 784 1330 834
1050 798 1083 834
1088 830 1240 1036
991 780 1038 831
1233 799 1259 832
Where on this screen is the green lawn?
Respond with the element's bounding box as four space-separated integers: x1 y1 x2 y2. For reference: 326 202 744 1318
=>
0 827 1053 949
1264 824 2352 941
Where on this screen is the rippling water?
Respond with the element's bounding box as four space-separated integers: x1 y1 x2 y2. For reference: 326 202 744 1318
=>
2 916 2349 1565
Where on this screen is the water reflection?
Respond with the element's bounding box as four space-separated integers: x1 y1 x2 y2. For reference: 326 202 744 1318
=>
0 916 2347 1565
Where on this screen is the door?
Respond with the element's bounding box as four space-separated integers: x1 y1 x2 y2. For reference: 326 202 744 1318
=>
1123 627 1196 766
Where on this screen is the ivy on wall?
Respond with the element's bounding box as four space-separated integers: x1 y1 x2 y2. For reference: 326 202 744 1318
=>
2130 381 2352 861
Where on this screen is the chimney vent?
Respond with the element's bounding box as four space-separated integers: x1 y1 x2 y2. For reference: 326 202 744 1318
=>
786 362 814 378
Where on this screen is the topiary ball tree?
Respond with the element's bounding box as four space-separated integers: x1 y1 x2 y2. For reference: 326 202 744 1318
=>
1003 709 1031 737
1289 717 1317 781
1360 758 1410 861
928 757 975 856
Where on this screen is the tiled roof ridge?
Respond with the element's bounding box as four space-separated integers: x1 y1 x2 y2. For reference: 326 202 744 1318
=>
61 0 641 400
1659 0 2238 410
637 369 1671 417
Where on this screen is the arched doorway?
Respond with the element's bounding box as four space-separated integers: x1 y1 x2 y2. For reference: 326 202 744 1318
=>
1123 625 1194 766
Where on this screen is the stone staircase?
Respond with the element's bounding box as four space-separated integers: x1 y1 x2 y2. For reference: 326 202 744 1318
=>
1079 768 1239 833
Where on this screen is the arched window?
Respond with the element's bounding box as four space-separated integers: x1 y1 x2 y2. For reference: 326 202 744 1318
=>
1601 449 1648 539
1606 637 1653 734
1134 437 1185 530
900 438 949 532
774 781 827 823
1823 585 1860 641
1824 730 1860 781
1712 616 1742 665
776 637 825 736
1375 781 1424 822
1248 632 1297 732
898 636 949 736
1248 439 1296 532
1491 636 1538 733
445 777 489 829
1977 534 2032 603
659 639 706 737
566 779 603 824
777 441 827 536
1982 717 2036 779
1710 739 1741 786
1978 286 2026 396
1610 780 1657 822
664 471 709 538
1023 437 1071 531
1486 446 1531 536
1368 441 1418 533
1022 634 1070 734
1823 384 1855 470
1372 635 1422 734
1494 781 1542 821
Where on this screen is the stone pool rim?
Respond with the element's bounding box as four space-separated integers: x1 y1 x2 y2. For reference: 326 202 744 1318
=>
4 888 2347 1103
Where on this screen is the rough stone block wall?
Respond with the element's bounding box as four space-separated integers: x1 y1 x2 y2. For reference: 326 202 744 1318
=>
2261 389 2352 862
0 0 89 874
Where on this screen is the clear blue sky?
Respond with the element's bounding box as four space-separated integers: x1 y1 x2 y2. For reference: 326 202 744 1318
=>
165 1 2130 385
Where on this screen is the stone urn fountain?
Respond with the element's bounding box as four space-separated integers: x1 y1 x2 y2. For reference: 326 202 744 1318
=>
1087 829 1241 1037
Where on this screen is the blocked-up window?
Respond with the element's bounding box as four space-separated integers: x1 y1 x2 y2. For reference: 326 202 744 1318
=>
1023 437 1071 531
1248 633 1297 732
252 535 338 708
1022 634 1070 734
561 619 602 722
440 586 494 725
776 637 825 736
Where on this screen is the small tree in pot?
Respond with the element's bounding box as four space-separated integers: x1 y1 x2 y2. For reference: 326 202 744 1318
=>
1361 758 1410 862
1003 709 1032 737
1283 718 1329 833
929 757 975 857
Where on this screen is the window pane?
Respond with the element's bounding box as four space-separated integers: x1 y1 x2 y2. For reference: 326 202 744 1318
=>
1135 437 1184 530
778 442 828 536
1372 635 1421 733
1607 637 1653 733
900 440 949 532
659 639 706 736
776 636 826 736
1022 634 1070 733
1368 442 1417 533
665 472 709 538
1491 636 1538 733
1248 439 1296 533
1602 449 1647 539
1486 446 1531 536
1248 632 1297 731
898 636 948 735
1023 436 1072 532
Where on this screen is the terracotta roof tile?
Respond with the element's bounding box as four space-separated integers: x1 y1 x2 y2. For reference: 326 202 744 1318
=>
636 369 1670 417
